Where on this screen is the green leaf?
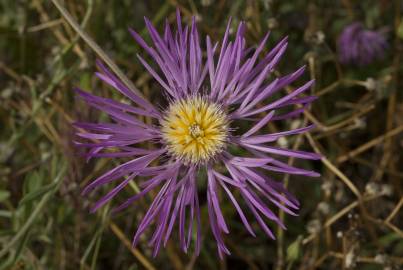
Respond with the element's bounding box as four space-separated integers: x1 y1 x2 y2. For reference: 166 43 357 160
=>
0 190 10 202
23 170 43 194
286 236 303 262
18 182 58 206
398 19 403 40
0 210 12 218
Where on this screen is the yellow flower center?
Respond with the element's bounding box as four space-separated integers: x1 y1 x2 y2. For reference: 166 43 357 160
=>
161 96 229 164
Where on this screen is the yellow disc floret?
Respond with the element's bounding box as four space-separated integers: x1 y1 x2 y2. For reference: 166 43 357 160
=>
161 96 229 164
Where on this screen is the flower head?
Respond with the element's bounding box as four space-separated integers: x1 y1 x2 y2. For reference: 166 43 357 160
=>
75 10 320 258
338 22 388 66
161 95 229 164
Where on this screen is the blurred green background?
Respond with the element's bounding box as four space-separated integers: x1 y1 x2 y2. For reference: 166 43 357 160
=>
0 0 402 269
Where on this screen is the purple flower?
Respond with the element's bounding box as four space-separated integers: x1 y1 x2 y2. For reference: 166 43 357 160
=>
338 22 388 66
75 10 320 258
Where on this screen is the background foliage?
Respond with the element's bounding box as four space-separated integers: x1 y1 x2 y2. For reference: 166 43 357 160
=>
0 0 402 269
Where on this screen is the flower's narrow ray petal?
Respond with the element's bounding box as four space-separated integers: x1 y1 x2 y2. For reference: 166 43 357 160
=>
178 182 187 251
213 171 256 236
77 83 156 119
241 111 276 138
77 130 153 141
112 168 176 213
207 191 231 258
189 16 202 93
240 177 290 224
163 20 176 53
241 46 286 95
185 183 195 251
236 42 287 109
241 80 315 117
162 168 194 248
89 154 165 213
226 33 269 99
134 174 177 246
214 173 256 236
132 179 173 248
225 23 245 81
85 146 103 163
82 150 164 195
213 171 247 188
95 60 159 115
74 136 155 148
271 65 306 92
74 122 159 137
242 143 321 160
131 25 184 97
196 43 216 90
90 172 139 213
260 164 320 177
225 161 277 239
241 124 316 144
242 187 283 226
236 79 279 115
164 182 184 246
143 17 187 93
129 28 180 95
77 95 155 132
242 192 276 239
215 43 235 100
129 28 157 56
239 65 305 113
271 105 310 121
272 96 317 109
226 32 271 99
206 36 216 90
217 57 251 102
175 8 184 43
238 168 298 216
207 167 229 233
224 152 274 167
196 42 217 91
147 175 177 255
76 132 112 140
236 63 275 110
136 55 176 97
143 17 178 66
75 89 155 130
194 186 202 255
138 163 179 176
185 194 195 251
266 158 320 177
89 105 148 128
217 17 233 68
82 150 155 159
151 200 174 256
211 42 233 99
178 26 190 97
149 196 172 257
238 166 300 209
178 167 196 253
227 163 283 224
245 37 288 80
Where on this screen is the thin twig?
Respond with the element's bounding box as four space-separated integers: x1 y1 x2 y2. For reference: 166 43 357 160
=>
303 194 382 245
305 133 362 198
337 125 403 163
385 197 403 223
109 222 156 270
50 0 150 103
